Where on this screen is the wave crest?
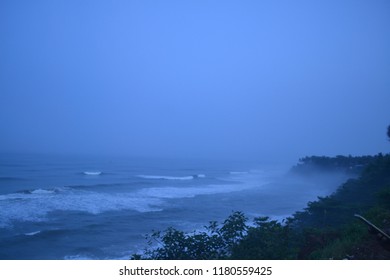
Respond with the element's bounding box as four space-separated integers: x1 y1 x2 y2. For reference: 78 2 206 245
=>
83 171 102 176
137 174 205 180
0 187 162 228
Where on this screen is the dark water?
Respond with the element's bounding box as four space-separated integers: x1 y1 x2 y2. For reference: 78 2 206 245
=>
0 153 344 259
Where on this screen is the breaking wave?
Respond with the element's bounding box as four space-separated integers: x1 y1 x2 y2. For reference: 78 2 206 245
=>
137 174 205 180
0 187 162 228
24 231 41 236
30 189 58 195
0 171 266 229
83 171 102 176
136 182 260 199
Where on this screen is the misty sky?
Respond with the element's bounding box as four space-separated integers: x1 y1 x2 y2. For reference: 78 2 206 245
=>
1 0 389 161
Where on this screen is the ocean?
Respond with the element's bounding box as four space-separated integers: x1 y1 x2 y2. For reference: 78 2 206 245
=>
0 153 343 259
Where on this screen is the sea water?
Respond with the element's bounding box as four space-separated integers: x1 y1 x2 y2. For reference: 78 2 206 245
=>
0 153 342 259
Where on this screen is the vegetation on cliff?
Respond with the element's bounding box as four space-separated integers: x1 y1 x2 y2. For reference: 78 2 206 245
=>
132 127 390 260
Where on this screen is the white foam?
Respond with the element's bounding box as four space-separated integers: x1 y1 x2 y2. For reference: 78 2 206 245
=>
24 230 41 236
0 188 163 228
137 175 194 180
30 189 56 194
137 182 258 199
83 171 102 175
0 173 267 228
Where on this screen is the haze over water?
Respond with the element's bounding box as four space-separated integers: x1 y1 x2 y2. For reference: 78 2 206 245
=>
0 0 389 259
0 154 350 259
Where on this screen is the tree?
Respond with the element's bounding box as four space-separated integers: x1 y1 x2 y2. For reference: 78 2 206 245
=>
387 125 390 141
231 217 296 259
137 211 248 260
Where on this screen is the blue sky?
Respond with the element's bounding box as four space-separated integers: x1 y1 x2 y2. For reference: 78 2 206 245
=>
1 0 389 161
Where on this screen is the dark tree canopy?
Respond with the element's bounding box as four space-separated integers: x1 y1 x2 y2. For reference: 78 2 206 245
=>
387 125 390 141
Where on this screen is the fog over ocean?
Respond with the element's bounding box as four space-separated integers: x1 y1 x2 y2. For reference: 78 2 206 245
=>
1 0 389 261
0 153 349 259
